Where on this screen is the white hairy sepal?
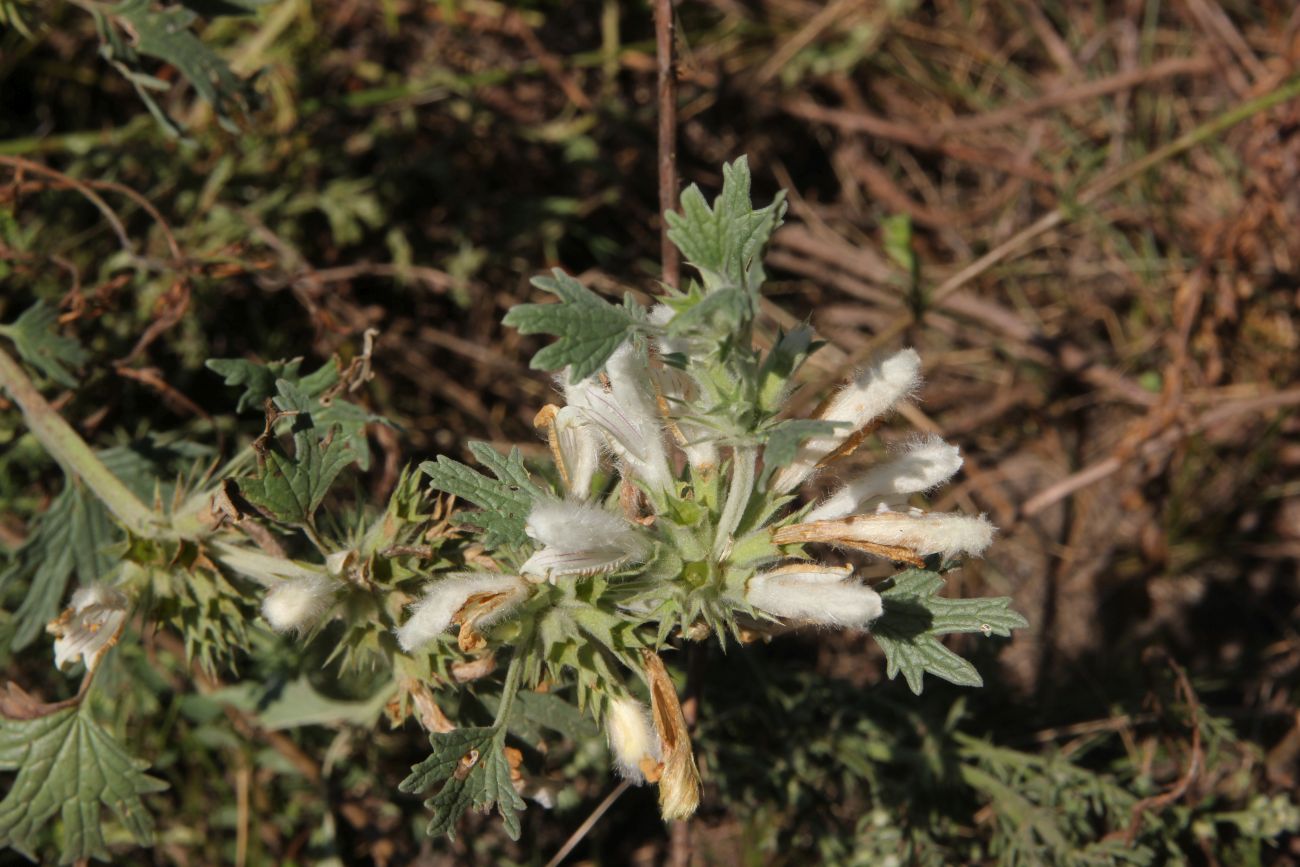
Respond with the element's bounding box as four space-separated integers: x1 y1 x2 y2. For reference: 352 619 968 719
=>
49 584 129 672
262 575 336 633
521 498 649 580
605 696 661 783
777 511 995 561
806 435 962 522
772 348 922 493
396 573 528 652
553 406 600 498
564 344 674 495
746 564 883 627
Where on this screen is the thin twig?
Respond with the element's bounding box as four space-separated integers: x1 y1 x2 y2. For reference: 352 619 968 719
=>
655 0 680 288
542 779 632 867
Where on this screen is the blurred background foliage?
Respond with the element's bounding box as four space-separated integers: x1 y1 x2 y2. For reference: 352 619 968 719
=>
2 0 1300 864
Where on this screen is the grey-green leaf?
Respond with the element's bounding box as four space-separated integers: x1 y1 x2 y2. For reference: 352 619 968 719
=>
0 482 117 652
205 358 305 413
502 269 637 381
871 569 1028 695
400 726 524 841
106 0 247 132
420 442 540 549
0 706 167 864
664 156 787 292
0 302 88 388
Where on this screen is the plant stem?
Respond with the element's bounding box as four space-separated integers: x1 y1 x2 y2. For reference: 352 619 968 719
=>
655 0 679 288
492 640 528 728
713 445 756 558
0 345 164 539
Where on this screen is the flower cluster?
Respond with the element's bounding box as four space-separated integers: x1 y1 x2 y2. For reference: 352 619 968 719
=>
223 158 1010 832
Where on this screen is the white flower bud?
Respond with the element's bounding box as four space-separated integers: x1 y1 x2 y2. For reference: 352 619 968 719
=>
605 696 661 783
262 575 335 633
521 498 649 581
772 348 922 493
396 573 528 653
746 564 883 628
806 435 963 522
48 584 129 673
774 511 995 562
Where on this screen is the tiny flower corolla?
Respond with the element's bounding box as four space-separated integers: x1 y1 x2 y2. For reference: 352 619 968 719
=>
746 564 883 628
806 434 962 522
262 575 335 633
397 573 529 653
47 583 129 673
521 498 650 581
772 348 922 493
605 696 662 783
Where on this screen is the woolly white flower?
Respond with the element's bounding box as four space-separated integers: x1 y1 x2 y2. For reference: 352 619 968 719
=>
806 435 963 522
651 365 719 473
649 306 720 473
774 511 995 562
564 343 674 494
772 348 922 493
536 404 601 499
47 584 128 672
262 575 335 633
396 573 529 653
605 696 661 783
521 498 650 581
746 564 883 628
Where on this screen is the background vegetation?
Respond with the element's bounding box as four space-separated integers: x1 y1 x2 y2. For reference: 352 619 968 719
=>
2 0 1299 864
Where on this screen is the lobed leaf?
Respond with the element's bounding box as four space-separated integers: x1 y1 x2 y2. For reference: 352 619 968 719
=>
420 442 539 549
871 569 1027 695
502 269 637 381
664 156 787 292
0 301 88 388
0 706 167 864
238 426 355 526
399 726 524 841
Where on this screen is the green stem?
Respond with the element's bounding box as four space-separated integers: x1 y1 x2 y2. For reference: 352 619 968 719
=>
713 445 756 558
492 643 527 729
0 345 165 539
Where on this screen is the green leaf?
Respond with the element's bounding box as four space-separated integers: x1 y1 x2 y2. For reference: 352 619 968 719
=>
237 426 355 526
664 156 787 292
0 482 117 652
510 690 598 742
0 706 167 864
665 286 753 340
273 378 383 471
502 269 637 381
205 678 393 731
399 726 525 841
103 0 247 133
0 301 88 387
756 325 817 413
420 442 541 549
205 358 307 413
759 419 840 486
871 569 1028 695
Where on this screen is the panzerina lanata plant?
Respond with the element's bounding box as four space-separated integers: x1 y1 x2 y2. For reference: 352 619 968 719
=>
401 157 1026 833
0 158 1025 858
